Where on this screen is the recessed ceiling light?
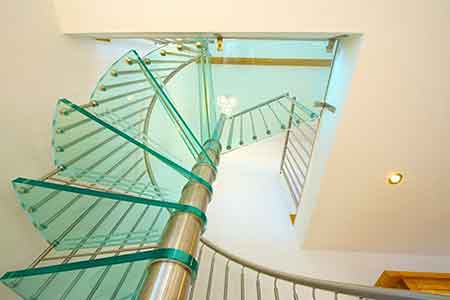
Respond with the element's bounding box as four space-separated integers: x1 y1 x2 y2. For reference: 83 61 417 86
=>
387 172 404 185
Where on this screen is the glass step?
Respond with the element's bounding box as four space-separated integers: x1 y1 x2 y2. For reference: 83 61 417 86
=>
220 94 318 152
1 248 197 300
142 42 218 144
66 49 214 195
13 177 206 251
52 97 212 196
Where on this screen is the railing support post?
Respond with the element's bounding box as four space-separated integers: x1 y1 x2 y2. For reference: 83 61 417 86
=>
139 114 226 300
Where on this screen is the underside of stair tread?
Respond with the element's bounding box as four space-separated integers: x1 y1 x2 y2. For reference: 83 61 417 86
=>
1 248 198 300
2 39 327 300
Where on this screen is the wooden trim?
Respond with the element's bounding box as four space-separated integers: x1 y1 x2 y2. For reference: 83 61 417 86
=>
208 56 332 67
289 213 297 225
376 271 450 296
95 37 112 42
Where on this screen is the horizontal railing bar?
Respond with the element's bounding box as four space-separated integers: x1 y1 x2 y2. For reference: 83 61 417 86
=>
200 238 450 300
285 155 304 189
100 79 147 91
112 67 177 76
145 59 188 64
286 147 306 179
96 87 153 105
289 131 313 157
283 163 302 197
160 50 195 58
41 244 159 262
290 126 314 146
176 44 202 54
287 139 308 169
289 97 319 118
64 118 144 167
281 168 300 206
38 166 64 181
58 106 147 151
48 177 164 197
230 93 289 118
59 95 150 133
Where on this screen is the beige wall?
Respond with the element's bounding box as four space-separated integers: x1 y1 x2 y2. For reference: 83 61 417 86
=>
0 1 152 298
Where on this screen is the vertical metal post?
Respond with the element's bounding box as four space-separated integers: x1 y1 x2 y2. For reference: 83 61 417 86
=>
139 114 226 300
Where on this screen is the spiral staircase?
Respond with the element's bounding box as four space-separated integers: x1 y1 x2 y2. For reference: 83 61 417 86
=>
2 39 449 300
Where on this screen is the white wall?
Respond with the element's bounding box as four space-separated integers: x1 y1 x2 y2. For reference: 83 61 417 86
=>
0 1 153 298
50 0 450 254
201 135 450 299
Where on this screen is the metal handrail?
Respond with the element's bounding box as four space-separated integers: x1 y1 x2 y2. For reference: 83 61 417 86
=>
229 93 289 118
200 237 450 300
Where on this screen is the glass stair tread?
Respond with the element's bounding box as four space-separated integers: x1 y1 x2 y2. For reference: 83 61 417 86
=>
53 49 215 195
13 177 206 251
1 248 197 300
52 97 212 194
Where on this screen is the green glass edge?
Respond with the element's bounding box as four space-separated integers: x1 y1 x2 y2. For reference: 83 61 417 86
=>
131 50 217 172
13 177 207 229
0 248 198 281
58 98 213 193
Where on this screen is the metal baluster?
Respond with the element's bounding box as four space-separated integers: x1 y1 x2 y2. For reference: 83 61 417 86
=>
206 252 217 300
335 292 339 300
40 149 140 226
64 118 144 167
85 171 150 300
274 278 280 300
226 117 235 150
293 283 299 300
131 269 149 300
286 147 306 179
312 288 317 300
283 160 302 200
279 100 316 133
188 244 205 300
239 114 244 145
292 124 314 146
279 101 295 173
58 106 147 151
241 266 245 300
286 155 304 189
142 59 187 64
96 87 152 105
111 207 166 300
249 111 257 140
267 103 286 129
160 50 195 58
99 79 147 91
28 141 129 211
258 108 271 135
31 156 143 299
256 273 262 300
290 130 313 157
288 138 308 169
278 100 302 125
281 166 300 207
223 260 230 300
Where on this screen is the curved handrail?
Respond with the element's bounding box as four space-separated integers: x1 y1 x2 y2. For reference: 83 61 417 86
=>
200 237 450 300
142 54 200 185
